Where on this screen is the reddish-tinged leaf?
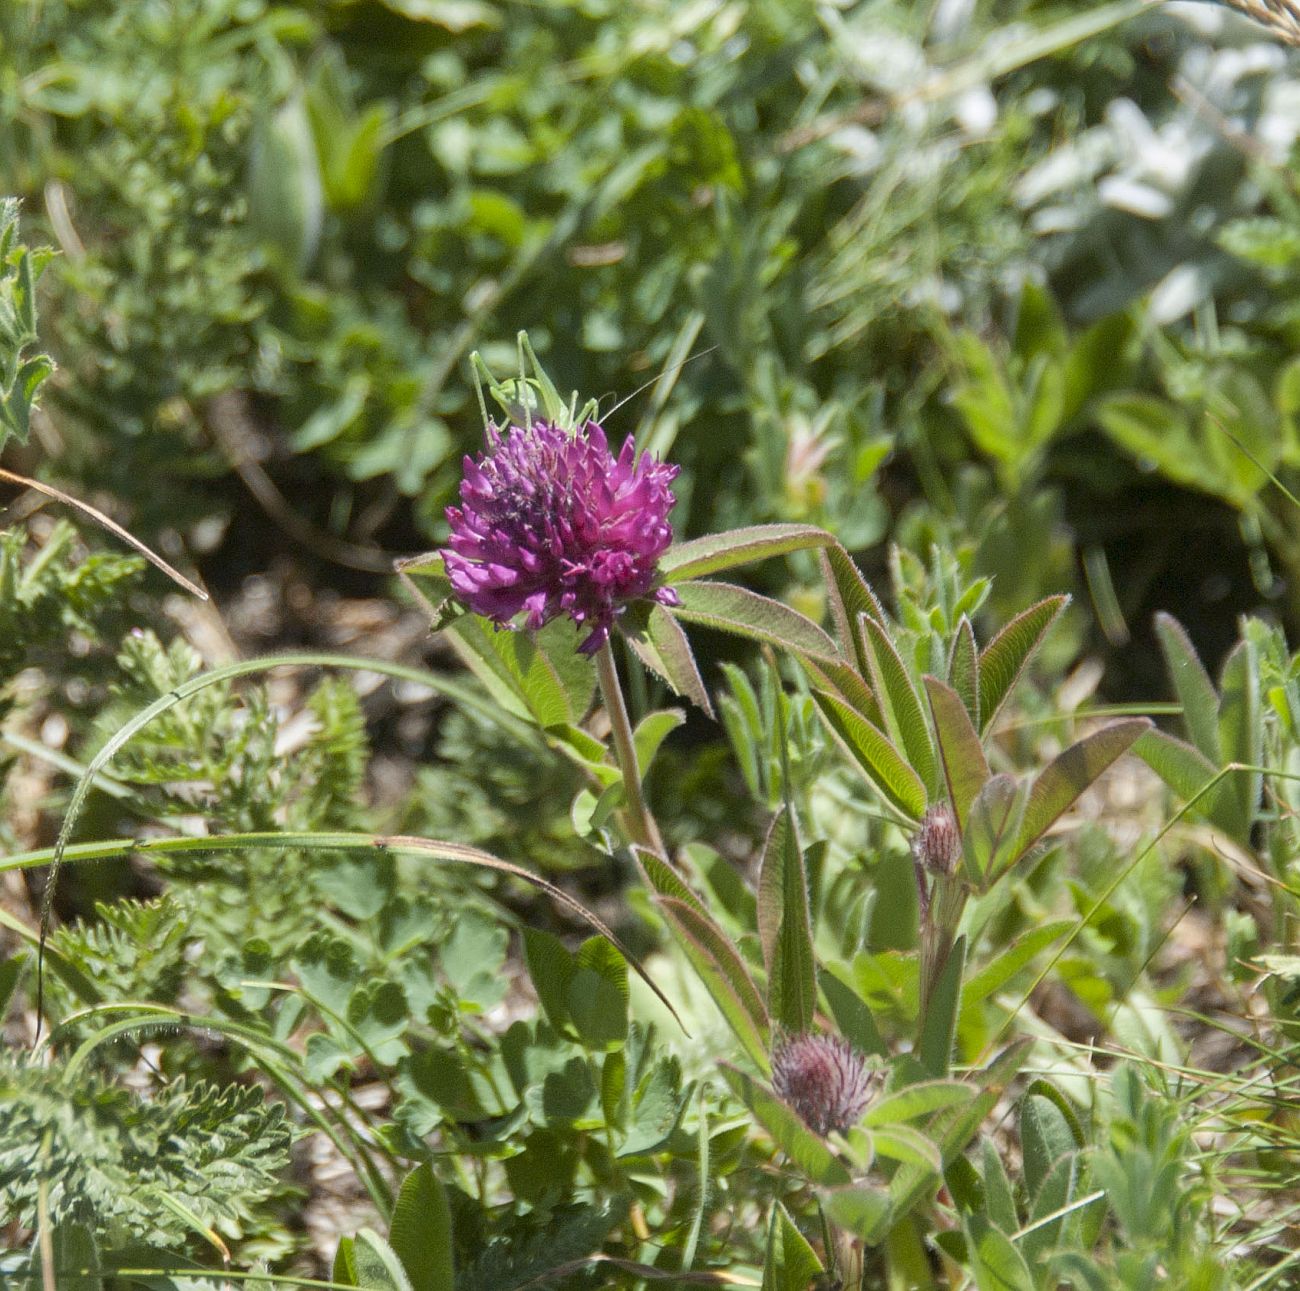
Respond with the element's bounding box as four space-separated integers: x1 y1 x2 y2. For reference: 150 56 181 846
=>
924 676 990 830
1010 718 1151 863
948 616 980 729
657 896 770 1070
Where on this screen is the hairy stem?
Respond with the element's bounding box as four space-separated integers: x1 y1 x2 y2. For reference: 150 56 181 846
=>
596 640 665 855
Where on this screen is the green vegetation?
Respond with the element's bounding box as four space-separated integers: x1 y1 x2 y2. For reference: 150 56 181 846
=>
4 1 1300 1287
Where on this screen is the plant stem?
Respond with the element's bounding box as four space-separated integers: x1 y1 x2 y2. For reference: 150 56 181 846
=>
596 640 665 854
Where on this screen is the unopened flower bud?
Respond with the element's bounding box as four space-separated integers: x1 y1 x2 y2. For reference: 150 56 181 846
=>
771 1032 873 1137
913 803 961 878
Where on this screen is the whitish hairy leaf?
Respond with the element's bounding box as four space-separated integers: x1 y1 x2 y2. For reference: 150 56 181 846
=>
659 523 834 580
672 580 840 660
621 601 713 716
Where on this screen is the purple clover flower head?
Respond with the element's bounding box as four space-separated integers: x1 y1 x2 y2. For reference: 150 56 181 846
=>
444 419 680 655
771 1032 874 1137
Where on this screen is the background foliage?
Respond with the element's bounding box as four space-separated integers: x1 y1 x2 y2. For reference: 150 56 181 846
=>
4 0 1300 1287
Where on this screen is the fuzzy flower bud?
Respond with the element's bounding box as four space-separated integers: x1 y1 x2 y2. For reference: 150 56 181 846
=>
443 419 680 655
771 1032 873 1137
913 803 961 878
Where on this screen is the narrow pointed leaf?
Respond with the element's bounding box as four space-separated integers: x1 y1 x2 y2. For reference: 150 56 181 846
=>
948 616 980 727
1154 612 1222 762
965 1216 1035 1291
960 922 1072 1013
862 1080 971 1127
812 689 928 819
660 523 833 580
919 934 966 1076
721 1065 852 1187
924 676 991 830
672 580 840 660
871 1124 942 1172
1011 719 1151 863
798 652 883 728
977 596 1069 733
1218 638 1263 839
963 773 1030 887
882 1042 1031 1243
658 896 770 1070
762 1202 825 1291
757 807 817 1033
820 544 883 672
860 615 938 795
622 601 713 717
633 708 686 773
819 966 888 1057
1133 728 1237 836
388 1163 454 1291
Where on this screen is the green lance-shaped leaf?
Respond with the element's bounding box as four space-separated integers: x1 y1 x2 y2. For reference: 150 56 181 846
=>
948 616 980 728
721 1065 852 1188
879 1041 1030 1245
1010 719 1151 865
871 1123 943 1172
799 651 882 728
919 934 966 1077
621 601 713 716
354 1228 418 1291
924 675 991 830
861 1080 971 1127
388 1163 454 1291
658 896 769 1069
977 595 1069 733
633 707 686 773
964 1215 1035 1291
757 807 817 1033
1154 612 1222 762
1218 637 1263 839
1133 728 1237 837
820 543 884 673
960 921 1072 1016
812 689 927 819
762 1201 825 1291
635 850 769 1069
859 614 938 796
818 965 888 1058
671 580 841 661
1020 1091 1079 1204
659 523 834 581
